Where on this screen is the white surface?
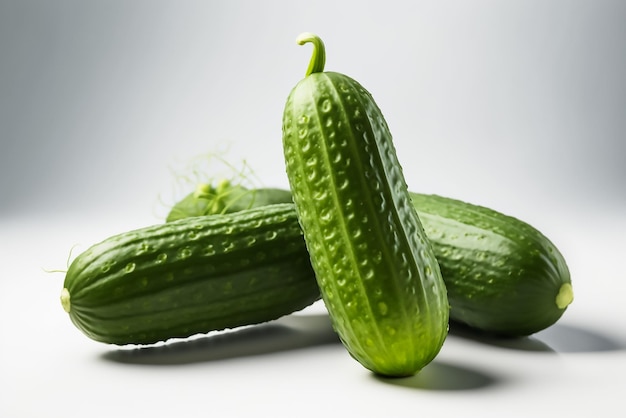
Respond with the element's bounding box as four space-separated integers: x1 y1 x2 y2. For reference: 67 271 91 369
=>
2 1 626 417
1 211 625 418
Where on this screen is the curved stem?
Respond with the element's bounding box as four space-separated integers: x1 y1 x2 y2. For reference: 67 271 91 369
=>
296 32 326 76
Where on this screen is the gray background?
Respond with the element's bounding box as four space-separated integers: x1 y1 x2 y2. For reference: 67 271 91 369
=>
1 0 624 221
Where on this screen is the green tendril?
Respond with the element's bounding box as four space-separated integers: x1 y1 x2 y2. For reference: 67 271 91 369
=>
296 32 326 76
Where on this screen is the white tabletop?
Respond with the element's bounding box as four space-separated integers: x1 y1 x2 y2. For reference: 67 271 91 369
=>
2 206 625 418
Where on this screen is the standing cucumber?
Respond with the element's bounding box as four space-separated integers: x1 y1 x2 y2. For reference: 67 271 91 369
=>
282 33 449 376
61 204 320 345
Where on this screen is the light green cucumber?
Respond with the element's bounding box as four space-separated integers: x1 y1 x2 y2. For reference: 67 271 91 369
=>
281 33 449 376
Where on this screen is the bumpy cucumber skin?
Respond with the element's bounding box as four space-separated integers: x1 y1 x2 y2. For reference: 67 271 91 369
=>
166 186 293 222
282 71 449 376
169 187 572 336
409 193 572 336
62 204 320 345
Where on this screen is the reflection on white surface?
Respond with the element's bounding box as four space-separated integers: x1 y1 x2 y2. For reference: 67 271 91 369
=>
450 321 626 353
98 312 626 369
535 323 625 353
102 314 340 366
374 360 500 391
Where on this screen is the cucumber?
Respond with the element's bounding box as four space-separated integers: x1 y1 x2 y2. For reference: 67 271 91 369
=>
166 179 293 222
168 185 573 337
410 193 572 337
281 33 449 376
61 204 320 345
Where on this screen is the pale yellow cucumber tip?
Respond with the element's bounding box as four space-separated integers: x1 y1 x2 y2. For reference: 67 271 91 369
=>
61 288 71 313
555 283 574 309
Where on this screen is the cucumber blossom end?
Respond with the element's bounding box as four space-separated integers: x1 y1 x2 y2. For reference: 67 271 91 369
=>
556 283 574 310
61 288 71 313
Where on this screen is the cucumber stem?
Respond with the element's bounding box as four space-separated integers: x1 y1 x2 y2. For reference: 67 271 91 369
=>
555 283 574 309
61 288 71 313
296 32 326 76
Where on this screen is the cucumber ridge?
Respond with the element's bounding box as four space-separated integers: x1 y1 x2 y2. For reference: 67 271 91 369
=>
62 204 321 345
283 34 448 376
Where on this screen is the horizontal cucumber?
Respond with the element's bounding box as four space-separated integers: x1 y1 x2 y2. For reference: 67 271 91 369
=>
61 204 320 345
410 193 572 336
282 33 449 376
170 185 572 337
67 183 572 345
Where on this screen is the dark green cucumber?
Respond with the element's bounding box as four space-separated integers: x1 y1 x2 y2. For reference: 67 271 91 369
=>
61 204 319 345
281 33 449 376
410 193 572 336
169 185 573 337
166 179 293 222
